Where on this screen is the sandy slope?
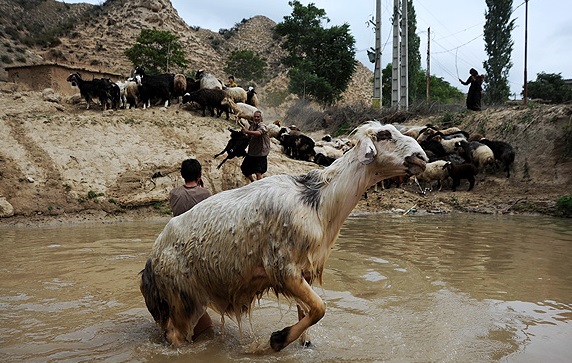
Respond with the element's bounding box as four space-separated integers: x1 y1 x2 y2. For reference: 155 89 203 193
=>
0 89 570 225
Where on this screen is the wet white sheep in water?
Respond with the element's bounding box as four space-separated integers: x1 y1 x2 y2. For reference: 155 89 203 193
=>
140 122 427 352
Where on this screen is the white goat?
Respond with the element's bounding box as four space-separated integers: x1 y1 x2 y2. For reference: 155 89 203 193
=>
115 80 128 109
140 122 427 351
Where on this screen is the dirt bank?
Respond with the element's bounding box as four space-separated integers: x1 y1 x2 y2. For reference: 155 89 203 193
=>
0 89 571 226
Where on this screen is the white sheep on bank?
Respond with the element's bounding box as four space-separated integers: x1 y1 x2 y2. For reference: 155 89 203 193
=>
314 140 345 159
140 122 428 351
415 160 449 190
224 86 247 103
439 136 467 154
456 140 495 170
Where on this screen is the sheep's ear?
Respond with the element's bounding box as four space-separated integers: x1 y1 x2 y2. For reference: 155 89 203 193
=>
358 138 377 165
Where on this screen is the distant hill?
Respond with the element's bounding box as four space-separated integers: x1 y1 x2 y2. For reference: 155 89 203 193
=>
0 0 373 105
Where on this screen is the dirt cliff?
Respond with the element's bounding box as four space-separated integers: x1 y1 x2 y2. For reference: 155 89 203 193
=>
0 89 570 225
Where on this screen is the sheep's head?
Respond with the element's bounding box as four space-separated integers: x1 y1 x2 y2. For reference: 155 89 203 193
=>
354 122 427 178
66 73 81 87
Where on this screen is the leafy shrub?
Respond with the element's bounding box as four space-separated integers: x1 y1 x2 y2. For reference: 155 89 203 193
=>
556 195 572 217
1 55 13 64
87 190 103 200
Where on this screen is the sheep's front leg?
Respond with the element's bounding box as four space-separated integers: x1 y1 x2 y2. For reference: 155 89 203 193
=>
296 305 312 347
269 275 325 351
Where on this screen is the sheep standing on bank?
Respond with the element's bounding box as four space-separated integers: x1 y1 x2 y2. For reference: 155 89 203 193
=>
478 138 516 177
224 86 248 103
455 140 495 170
124 79 139 109
182 89 233 120
415 160 449 191
140 122 427 351
443 161 478 191
66 73 119 110
246 86 260 107
172 74 187 103
115 80 128 109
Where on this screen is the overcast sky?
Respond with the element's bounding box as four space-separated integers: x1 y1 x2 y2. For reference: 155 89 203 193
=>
61 0 571 98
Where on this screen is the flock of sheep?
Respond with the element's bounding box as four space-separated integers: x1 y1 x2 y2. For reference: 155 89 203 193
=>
66 67 259 113
66 69 515 194
395 123 516 192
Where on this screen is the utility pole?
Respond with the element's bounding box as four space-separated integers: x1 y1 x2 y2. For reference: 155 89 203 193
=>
391 0 400 108
371 0 382 109
523 0 529 105
400 0 408 109
426 27 430 101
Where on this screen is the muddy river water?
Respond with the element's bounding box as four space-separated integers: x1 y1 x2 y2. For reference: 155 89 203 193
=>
1 213 571 362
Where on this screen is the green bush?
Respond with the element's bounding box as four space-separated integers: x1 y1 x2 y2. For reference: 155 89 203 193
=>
1 55 13 64
556 195 572 217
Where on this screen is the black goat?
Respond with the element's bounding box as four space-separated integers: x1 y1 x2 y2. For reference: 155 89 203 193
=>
443 162 478 192
478 138 516 177
133 66 174 108
182 89 232 120
214 128 249 169
420 135 447 160
280 132 315 161
66 73 119 110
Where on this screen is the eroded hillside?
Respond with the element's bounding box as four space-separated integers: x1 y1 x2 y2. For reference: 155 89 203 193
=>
0 90 570 223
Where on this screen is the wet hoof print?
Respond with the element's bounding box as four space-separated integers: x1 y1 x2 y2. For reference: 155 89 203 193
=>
270 327 290 351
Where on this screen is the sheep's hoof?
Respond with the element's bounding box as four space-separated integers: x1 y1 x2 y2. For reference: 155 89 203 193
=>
300 339 312 348
270 327 290 351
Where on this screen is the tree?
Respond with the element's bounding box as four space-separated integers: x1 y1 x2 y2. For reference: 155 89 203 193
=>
124 29 187 75
275 1 356 105
382 65 463 106
224 50 267 83
525 72 572 103
483 0 515 104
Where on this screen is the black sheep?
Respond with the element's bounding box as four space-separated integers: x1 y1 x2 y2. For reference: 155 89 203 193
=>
478 138 516 177
314 153 336 167
66 73 118 110
443 162 478 191
214 128 249 169
279 132 315 161
420 135 447 160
